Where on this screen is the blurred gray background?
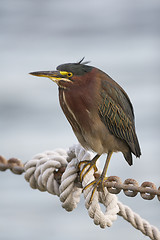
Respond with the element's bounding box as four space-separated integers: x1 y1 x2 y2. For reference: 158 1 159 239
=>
0 0 160 239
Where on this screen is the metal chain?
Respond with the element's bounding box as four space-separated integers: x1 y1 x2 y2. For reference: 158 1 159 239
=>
0 155 159 201
102 175 160 201
0 155 24 174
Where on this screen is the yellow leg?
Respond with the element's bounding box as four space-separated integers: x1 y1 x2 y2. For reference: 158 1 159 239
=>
100 151 113 182
83 151 113 203
78 154 100 182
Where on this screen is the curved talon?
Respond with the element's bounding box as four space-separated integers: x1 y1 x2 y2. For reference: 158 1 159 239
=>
79 162 98 182
78 154 100 182
78 161 92 182
78 160 90 169
83 176 109 203
80 152 113 204
83 179 97 192
90 180 101 203
83 177 106 204
78 160 96 172
78 160 98 172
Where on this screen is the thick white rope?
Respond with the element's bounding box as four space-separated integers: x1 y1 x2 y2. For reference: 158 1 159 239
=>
25 149 68 195
118 202 160 240
73 145 119 228
24 144 160 239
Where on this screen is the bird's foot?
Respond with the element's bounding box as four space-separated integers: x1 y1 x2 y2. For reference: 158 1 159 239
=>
78 154 100 182
83 175 107 204
78 160 98 182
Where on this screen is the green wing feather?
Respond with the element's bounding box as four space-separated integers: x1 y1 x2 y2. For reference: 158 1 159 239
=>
99 81 141 157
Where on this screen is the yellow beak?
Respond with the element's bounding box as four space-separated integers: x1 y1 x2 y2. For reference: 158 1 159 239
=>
29 70 72 84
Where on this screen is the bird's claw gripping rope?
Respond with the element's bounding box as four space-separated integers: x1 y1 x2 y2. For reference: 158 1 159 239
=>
78 154 100 182
0 144 160 239
83 178 104 204
0 152 160 201
78 160 98 182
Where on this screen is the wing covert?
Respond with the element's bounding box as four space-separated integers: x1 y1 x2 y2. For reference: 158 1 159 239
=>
99 89 140 157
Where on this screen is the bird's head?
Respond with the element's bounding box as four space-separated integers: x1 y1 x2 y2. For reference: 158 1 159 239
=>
30 59 95 89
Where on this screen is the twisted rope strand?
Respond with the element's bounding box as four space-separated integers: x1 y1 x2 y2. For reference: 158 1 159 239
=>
0 154 159 201
118 202 160 240
0 145 160 239
75 145 119 228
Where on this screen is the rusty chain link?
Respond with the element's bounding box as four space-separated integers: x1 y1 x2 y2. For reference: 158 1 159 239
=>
0 155 24 175
0 155 160 201
103 176 160 201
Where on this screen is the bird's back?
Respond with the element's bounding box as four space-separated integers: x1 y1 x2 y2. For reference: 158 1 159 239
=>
98 70 141 162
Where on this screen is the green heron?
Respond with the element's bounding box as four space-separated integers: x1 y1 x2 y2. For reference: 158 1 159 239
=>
30 59 141 201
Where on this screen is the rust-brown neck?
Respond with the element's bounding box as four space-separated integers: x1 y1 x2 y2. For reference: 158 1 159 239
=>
58 68 101 133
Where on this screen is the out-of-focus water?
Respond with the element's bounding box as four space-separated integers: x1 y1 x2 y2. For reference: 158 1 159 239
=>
0 0 160 239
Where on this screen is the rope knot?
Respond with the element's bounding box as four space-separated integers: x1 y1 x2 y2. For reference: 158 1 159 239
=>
24 144 119 227
24 149 68 195
23 144 160 239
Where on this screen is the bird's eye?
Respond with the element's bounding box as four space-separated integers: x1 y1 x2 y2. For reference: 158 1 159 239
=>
67 72 73 78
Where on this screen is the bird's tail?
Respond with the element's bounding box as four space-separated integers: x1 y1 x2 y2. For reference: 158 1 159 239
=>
133 133 141 157
124 132 141 166
123 151 133 166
